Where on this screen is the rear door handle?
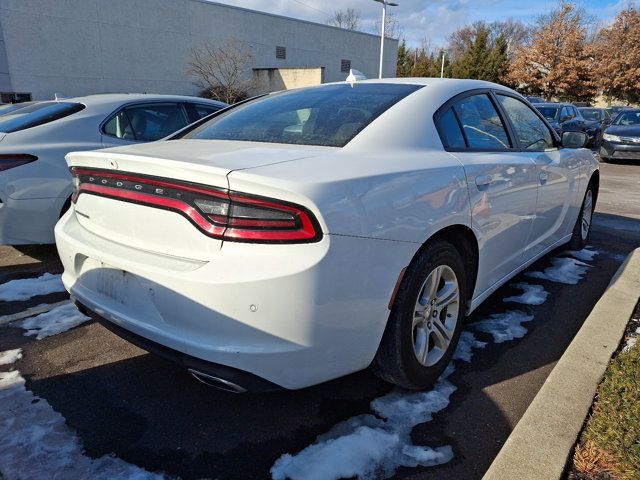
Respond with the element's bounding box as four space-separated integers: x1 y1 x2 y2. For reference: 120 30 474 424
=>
539 171 549 184
475 174 493 188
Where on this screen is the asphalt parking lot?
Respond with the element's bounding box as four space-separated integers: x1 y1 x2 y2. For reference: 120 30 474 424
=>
1 160 639 480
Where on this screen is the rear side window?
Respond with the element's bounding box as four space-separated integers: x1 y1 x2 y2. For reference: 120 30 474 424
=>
183 102 223 122
452 94 510 150
0 102 85 133
497 95 554 151
103 103 189 141
436 109 466 149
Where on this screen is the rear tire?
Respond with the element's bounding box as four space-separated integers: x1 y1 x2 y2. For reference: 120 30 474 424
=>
373 239 467 390
569 182 595 250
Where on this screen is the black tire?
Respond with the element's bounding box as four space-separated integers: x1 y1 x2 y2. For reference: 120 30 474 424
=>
373 239 468 390
569 181 596 250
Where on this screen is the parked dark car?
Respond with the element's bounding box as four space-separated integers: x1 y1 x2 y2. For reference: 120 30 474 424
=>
578 107 612 147
605 105 630 118
600 109 640 162
533 102 588 137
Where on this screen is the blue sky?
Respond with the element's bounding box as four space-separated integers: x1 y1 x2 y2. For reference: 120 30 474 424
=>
218 0 629 47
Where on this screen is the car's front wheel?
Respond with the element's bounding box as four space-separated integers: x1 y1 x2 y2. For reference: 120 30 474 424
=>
373 239 467 389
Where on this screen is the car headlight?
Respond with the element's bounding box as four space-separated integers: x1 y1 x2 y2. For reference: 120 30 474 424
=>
602 133 621 142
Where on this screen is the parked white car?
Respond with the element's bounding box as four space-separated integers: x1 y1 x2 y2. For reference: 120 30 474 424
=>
0 94 227 244
56 79 598 392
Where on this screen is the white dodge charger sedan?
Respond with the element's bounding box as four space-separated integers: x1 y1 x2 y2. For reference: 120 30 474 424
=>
55 79 598 392
0 94 226 244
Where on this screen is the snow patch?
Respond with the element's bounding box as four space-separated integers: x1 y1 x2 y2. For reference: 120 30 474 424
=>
566 248 598 262
622 327 640 353
526 257 592 285
472 310 534 343
0 348 22 365
453 331 487 362
0 369 168 480
504 283 549 306
271 367 457 480
16 303 90 340
0 273 65 302
271 332 490 480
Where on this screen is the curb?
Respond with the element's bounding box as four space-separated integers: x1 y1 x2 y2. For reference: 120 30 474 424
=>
483 247 640 480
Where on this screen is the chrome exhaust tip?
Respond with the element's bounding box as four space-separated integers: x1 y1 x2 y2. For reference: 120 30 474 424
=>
188 368 247 393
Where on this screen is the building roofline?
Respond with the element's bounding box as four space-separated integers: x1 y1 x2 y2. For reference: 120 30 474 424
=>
195 0 399 43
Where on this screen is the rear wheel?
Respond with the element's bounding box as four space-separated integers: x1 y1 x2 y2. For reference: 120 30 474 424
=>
373 239 467 389
569 182 595 250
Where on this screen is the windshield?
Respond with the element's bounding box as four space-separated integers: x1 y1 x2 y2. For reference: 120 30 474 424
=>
613 111 640 126
535 106 559 122
0 102 85 133
579 109 602 121
183 83 423 147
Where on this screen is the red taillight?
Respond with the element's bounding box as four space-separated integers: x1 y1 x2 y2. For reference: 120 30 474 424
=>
0 154 37 171
71 168 321 243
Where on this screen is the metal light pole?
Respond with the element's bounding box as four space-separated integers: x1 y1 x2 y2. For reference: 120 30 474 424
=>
373 0 398 79
440 51 445 78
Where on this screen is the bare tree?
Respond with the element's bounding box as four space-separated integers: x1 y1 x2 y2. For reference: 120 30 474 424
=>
186 39 256 104
326 8 361 30
374 12 402 39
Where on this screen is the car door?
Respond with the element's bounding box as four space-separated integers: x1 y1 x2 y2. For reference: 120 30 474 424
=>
436 91 539 293
101 102 189 147
495 93 579 259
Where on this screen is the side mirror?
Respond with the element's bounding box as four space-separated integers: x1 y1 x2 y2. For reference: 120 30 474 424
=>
562 131 588 149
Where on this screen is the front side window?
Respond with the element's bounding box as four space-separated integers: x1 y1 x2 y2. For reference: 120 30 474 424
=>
452 94 510 150
183 83 422 147
0 102 85 133
497 95 554 151
613 111 640 126
103 103 188 141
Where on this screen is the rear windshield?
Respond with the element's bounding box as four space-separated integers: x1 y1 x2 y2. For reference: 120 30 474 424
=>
535 106 559 122
613 111 640 126
0 102 85 133
579 108 602 121
183 83 422 147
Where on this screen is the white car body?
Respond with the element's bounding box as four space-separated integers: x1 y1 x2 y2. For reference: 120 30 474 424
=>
55 79 598 391
0 94 226 244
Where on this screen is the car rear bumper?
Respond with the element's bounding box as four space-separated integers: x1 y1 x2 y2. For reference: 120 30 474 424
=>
0 194 67 244
55 208 415 389
600 141 640 160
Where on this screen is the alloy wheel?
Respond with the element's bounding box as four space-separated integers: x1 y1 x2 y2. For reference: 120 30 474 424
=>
412 265 460 367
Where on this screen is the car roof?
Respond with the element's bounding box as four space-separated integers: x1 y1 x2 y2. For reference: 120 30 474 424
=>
532 102 571 107
50 93 227 108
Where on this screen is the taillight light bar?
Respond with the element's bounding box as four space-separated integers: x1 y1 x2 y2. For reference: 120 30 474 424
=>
70 167 322 243
0 154 37 171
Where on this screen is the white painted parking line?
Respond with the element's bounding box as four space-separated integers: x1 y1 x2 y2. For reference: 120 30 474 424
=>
0 300 71 327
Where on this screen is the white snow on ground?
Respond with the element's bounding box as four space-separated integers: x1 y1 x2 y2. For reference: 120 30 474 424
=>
15 303 90 340
526 257 592 285
453 331 488 362
0 369 168 480
472 311 535 343
271 368 456 480
271 332 490 480
622 327 640 353
503 283 549 306
0 348 22 365
0 273 65 302
566 248 599 263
